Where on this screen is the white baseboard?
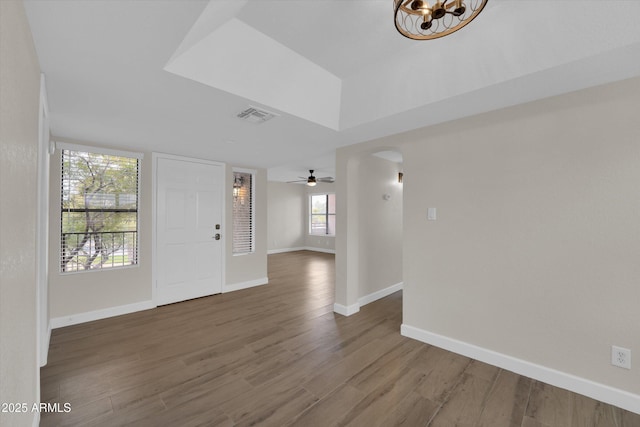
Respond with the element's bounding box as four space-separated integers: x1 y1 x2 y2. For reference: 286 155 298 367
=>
333 282 403 317
359 282 403 307
40 322 51 367
333 302 360 316
267 247 306 254
51 300 156 329
224 277 269 293
304 246 336 254
401 324 640 415
267 247 336 255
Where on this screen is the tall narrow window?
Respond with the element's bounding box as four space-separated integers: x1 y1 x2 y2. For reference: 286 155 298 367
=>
310 193 336 236
60 146 140 272
232 170 254 254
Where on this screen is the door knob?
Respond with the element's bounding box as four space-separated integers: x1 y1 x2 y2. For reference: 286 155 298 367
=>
214 233 221 240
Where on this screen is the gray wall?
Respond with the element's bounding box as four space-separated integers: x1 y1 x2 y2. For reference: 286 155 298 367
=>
402 77 640 395
267 181 336 253
267 181 306 252
0 1 41 425
357 155 403 298
336 76 640 404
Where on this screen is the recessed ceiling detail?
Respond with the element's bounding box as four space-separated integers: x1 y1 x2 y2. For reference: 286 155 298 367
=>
164 0 640 135
165 7 341 130
22 0 640 183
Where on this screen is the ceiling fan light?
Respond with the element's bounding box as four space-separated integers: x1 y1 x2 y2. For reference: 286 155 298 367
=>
307 180 317 187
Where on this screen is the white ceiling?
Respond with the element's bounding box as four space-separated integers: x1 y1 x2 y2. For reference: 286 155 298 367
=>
23 0 640 182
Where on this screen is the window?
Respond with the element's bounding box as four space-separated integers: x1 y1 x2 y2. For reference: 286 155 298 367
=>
232 170 254 254
60 146 141 272
310 193 335 236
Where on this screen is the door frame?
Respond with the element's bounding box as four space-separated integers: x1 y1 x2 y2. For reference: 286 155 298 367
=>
37 73 51 369
151 152 226 306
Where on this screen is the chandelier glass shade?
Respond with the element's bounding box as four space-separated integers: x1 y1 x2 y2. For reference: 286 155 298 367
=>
394 0 488 40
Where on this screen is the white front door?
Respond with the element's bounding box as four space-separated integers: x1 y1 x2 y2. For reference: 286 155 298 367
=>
155 156 224 305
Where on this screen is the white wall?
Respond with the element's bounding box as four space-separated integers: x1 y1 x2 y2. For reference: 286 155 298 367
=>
267 181 305 252
336 76 640 412
0 1 41 425
48 139 268 322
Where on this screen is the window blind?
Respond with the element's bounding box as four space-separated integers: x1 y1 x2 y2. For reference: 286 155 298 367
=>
60 149 139 272
232 171 254 254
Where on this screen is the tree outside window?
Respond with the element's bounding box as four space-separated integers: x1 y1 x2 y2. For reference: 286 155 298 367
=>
60 149 139 272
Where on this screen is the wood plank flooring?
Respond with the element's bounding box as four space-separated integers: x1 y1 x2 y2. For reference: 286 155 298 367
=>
41 251 640 426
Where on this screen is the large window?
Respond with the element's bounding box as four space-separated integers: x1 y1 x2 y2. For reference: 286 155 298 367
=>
60 146 140 272
309 193 335 236
232 170 254 254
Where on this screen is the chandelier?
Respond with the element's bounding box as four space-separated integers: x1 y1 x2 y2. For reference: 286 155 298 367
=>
394 0 488 40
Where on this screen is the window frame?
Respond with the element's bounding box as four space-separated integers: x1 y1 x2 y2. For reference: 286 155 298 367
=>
309 193 336 236
57 142 143 274
232 168 256 256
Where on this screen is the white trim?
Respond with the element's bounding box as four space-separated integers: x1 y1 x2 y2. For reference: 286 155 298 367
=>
42 323 51 366
303 246 336 254
223 277 268 293
333 303 360 316
332 282 403 317
308 192 336 236
359 282 403 307
267 247 336 255
232 166 257 174
151 153 158 305
51 300 155 329
56 141 143 159
32 411 40 427
267 247 307 255
37 73 50 374
401 324 640 415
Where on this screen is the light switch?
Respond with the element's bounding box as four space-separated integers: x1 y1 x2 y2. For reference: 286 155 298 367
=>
427 208 437 221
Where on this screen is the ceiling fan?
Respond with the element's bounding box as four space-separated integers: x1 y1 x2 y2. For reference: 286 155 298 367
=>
287 170 334 187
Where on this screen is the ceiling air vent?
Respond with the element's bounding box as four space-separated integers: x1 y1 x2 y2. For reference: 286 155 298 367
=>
236 106 278 124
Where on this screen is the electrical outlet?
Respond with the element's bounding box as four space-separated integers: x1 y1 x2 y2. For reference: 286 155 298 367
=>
611 346 631 369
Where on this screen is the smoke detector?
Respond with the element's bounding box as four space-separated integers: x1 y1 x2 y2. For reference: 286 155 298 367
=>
236 106 278 124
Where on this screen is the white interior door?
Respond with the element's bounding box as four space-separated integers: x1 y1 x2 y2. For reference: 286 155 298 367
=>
156 156 223 305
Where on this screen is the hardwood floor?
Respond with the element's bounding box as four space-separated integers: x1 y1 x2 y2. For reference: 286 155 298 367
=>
41 251 640 426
